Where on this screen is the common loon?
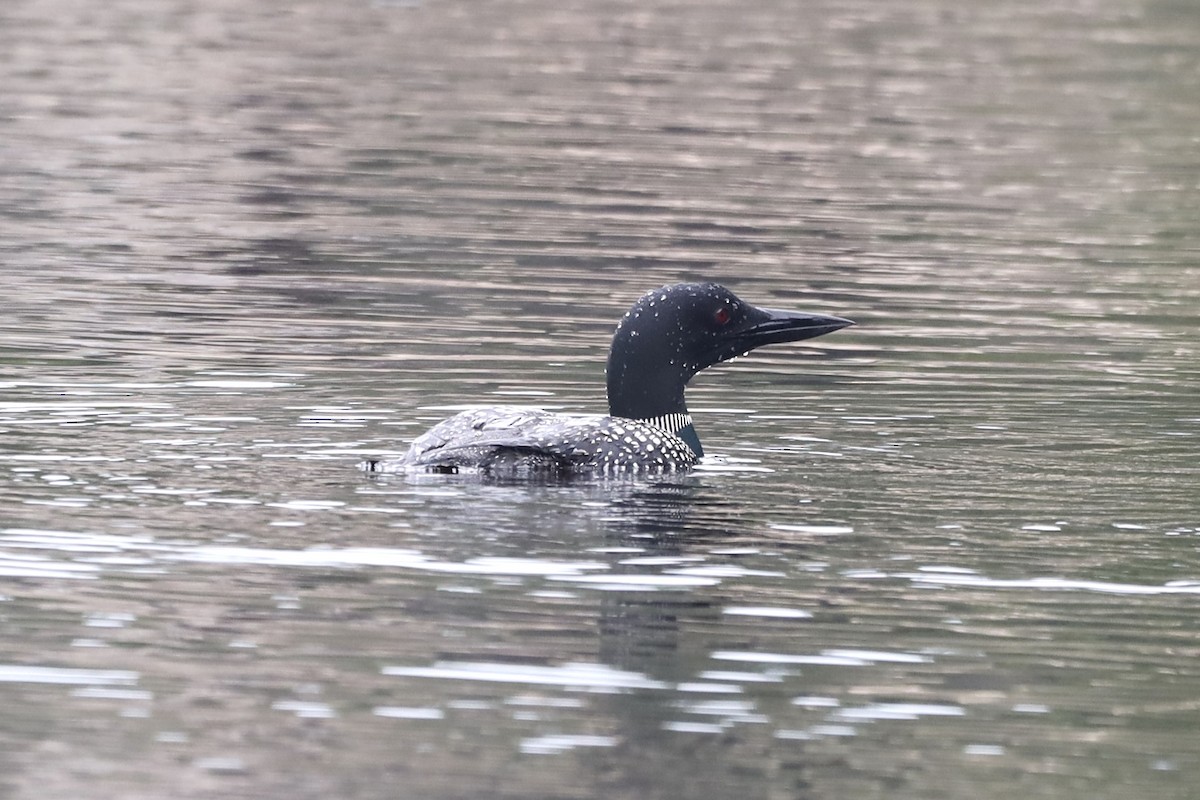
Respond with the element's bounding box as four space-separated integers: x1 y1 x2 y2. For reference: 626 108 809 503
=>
364 282 852 476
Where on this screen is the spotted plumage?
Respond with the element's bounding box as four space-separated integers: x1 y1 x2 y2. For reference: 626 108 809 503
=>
387 407 699 476
364 282 852 477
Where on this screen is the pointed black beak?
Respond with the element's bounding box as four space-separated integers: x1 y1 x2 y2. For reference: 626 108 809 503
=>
737 307 855 348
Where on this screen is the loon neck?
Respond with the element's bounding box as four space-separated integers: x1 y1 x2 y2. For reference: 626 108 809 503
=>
605 308 695 423
675 422 703 458
632 411 704 459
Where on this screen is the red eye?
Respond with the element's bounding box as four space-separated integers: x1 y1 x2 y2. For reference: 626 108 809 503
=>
713 307 731 326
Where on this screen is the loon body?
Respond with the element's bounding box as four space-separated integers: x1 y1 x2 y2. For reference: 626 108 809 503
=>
366 282 851 477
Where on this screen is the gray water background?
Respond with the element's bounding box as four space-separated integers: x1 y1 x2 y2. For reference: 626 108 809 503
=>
1 0 1198 798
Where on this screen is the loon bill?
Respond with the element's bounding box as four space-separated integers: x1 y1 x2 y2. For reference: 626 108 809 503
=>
364 282 852 476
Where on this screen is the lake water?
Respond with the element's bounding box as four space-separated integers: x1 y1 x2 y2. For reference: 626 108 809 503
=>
2 0 1198 798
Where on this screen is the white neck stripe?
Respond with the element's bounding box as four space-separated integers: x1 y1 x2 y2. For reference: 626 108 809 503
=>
638 413 693 435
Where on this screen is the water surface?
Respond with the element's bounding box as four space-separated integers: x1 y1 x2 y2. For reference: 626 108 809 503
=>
1 0 1198 798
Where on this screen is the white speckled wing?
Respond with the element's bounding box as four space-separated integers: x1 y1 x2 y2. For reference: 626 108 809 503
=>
392 407 698 475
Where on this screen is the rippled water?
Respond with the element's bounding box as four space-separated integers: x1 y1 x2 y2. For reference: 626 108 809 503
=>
2 0 1199 798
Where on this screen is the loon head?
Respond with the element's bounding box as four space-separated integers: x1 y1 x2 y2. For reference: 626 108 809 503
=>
605 282 852 454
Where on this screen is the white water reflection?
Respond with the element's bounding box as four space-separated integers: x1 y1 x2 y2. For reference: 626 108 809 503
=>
383 661 669 691
0 665 139 686
519 733 619 756
174 545 608 577
713 649 932 667
373 706 445 720
271 700 336 719
0 554 100 580
547 573 723 590
722 606 813 619
831 703 965 722
902 571 1200 596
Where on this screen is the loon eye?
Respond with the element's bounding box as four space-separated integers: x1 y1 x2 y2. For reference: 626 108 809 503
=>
713 307 731 326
